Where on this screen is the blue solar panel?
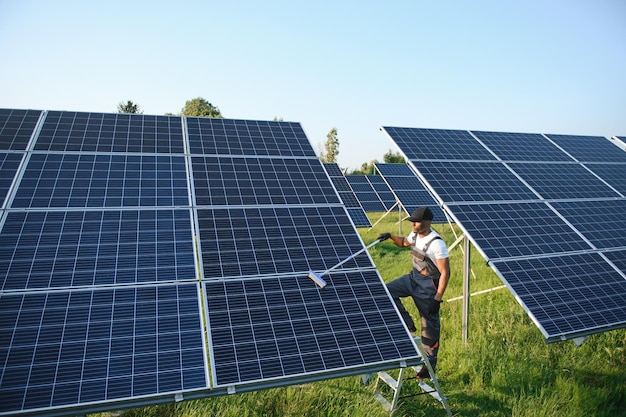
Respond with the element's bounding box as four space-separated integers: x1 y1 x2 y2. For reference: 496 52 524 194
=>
604 249 626 274
0 109 41 151
0 283 207 415
448 202 593 260
0 152 23 207
508 162 621 200
381 127 496 161
345 176 387 212
197 206 372 279
206 270 419 387
492 254 626 342
34 111 185 154
412 161 539 202
186 118 316 157
374 163 446 221
583 163 626 195
323 164 370 227
193 157 340 206
0 210 196 291
367 175 397 210
472 131 573 162
551 200 626 249
12 153 189 208
545 134 626 163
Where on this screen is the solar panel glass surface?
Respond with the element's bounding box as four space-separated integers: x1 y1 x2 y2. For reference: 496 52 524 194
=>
382 127 496 161
582 163 626 195
345 176 387 212
0 109 41 151
412 161 539 202
508 162 620 200
492 254 626 341
0 152 23 207
545 134 626 163
0 283 207 415
206 271 419 387
471 131 573 161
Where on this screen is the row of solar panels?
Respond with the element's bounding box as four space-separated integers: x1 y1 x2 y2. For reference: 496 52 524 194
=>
0 109 421 417
381 127 626 344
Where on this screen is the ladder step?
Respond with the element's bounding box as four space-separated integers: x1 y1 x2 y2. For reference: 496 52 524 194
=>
372 392 393 412
377 371 399 390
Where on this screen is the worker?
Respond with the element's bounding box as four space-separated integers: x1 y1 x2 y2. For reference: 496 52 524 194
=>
378 206 450 379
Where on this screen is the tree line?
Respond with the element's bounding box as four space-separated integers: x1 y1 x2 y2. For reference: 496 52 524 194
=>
116 98 404 175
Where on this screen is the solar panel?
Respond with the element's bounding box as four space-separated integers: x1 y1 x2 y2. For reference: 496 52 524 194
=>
411 161 539 203
345 175 387 212
0 109 41 151
508 162 621 200
491 253 626 342
471 131 573 162
374 163 446 221
367 175 398 210
551 200 626 249
0 283 208 413
381 127 496 161
545 134 626 163
0 152 23 207
322 163 370 227
206 270 417 387
447 202 593 261
582 163 626 195
382 126 626 343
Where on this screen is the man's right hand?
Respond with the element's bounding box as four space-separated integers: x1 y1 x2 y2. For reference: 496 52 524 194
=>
377 232 391 241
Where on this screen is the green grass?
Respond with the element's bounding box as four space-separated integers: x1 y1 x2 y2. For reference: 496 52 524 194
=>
94 213 626 417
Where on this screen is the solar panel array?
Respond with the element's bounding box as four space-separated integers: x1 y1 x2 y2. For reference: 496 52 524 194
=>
374 163 447 222
345 175 396 212
382 126 626 343
0 109 420 416
323 163 371 227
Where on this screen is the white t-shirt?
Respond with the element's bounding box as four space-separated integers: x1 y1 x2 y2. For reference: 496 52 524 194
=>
406 230 449 263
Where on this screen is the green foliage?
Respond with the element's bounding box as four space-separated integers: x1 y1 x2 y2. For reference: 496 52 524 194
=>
180 97 222 118
117 100 142 114
320 127 339 164
94 213 626 417
383 150 405 164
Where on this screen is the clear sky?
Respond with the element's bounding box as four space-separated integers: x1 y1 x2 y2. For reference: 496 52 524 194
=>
1 0 625 170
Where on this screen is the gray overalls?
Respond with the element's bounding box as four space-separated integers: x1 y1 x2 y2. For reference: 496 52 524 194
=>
387 234 442 369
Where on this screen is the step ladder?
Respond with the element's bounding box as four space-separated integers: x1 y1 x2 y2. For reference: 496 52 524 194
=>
366 337 452 416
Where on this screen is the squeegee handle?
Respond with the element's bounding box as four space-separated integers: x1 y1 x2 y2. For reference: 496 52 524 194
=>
320 239 381 275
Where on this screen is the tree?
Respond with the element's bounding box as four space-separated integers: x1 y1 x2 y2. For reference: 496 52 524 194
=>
383 149 405 164
117 100 142 114
320 127 339 163
180 97 222 118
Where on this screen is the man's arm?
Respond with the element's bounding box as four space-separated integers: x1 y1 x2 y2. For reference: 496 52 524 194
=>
434 257 450 301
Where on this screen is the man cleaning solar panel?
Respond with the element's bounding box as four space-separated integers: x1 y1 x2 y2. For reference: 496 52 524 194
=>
377 206 450 380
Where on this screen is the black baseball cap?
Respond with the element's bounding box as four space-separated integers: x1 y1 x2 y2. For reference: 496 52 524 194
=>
407 207 434 222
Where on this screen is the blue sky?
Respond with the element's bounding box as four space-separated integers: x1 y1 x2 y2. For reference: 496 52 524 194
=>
1 0 625 169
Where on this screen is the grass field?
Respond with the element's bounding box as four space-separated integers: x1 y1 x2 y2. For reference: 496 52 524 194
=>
96 213 626 417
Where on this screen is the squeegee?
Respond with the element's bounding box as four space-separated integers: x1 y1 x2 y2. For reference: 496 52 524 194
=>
307 238 382 288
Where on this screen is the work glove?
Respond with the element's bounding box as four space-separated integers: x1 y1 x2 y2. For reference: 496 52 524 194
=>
427 297 442 315
377 232 391 241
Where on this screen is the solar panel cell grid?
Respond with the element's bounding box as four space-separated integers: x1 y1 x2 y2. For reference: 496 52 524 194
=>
412 161 539 202
0 109 41 151
186 118 315 157
197 206 372 279
583 164 626 195
471 131 573 162
546 134 626 163
35 111 185 154
492 254 626 341
382 127 496 161
0 209 196 291
194 157 340 206
0 152 23 207
206 271 418 387
448 202 593 260
0 284 207 415
508 162 620 200
12 153 189 208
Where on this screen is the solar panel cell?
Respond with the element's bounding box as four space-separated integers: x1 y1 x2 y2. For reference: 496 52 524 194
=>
472 131 573 162
546 134 626 163
0 109 41 151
